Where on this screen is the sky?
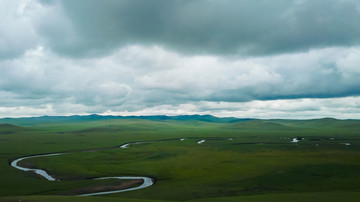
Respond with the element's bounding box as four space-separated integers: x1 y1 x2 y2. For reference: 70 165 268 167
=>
1 0 360 119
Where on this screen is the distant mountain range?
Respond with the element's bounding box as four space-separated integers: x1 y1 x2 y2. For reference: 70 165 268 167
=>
1 114 357 128
0 114 253 126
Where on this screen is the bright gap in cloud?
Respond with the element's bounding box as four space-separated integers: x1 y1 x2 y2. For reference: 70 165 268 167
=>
100 96 360 120
1 96 360 119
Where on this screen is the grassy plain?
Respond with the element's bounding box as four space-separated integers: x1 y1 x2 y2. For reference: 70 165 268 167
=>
0 116 359 201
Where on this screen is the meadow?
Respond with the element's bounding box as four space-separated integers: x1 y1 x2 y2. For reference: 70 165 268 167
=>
0 116 359 201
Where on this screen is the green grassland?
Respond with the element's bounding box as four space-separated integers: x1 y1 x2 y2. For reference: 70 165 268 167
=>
0 116 359 201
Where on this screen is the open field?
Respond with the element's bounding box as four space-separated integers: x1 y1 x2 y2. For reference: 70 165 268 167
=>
0 116 360 201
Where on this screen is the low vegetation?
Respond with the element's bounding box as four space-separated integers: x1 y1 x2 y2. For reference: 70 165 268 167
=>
0 116 359 201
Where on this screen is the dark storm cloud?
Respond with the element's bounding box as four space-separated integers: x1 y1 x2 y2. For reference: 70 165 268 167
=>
38 0 360 57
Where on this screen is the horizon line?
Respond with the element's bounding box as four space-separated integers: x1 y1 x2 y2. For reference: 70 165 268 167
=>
0 114 358 121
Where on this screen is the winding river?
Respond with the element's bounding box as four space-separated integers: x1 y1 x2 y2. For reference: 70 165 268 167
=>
10 137 234 196
11 153 63 181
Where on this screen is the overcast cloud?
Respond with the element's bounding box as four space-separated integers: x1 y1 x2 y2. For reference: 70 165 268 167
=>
0 0 360 119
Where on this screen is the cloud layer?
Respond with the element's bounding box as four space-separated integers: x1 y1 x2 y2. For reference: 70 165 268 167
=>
39 0 360 56
1 0 360 118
